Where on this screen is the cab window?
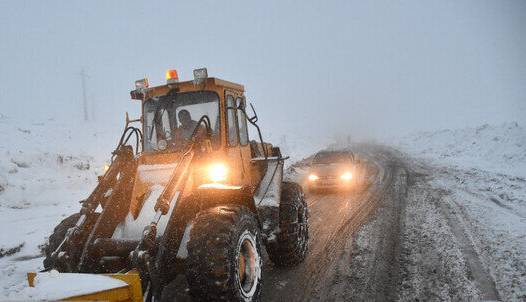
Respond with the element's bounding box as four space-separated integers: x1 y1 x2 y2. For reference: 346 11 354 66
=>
236 98 249 145
226 95 238 146
143 91 220 152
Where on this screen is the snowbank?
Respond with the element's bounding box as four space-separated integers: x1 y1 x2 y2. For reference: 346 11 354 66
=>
396 122 526 177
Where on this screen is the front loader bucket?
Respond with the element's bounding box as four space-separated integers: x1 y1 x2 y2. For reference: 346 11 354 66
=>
27 271 142 302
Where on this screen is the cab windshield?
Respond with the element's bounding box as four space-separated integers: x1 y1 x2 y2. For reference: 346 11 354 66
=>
143 91 220 152
313 151 353 164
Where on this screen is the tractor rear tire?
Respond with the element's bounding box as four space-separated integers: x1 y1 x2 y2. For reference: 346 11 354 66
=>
266 181 309 267
186 206 263 302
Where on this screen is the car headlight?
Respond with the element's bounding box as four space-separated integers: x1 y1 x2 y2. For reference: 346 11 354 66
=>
208 163 228 183
308 174 319 181
340 172 352 181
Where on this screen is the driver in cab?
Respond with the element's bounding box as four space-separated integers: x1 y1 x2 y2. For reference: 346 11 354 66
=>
175 109 210 147
177 109 198 141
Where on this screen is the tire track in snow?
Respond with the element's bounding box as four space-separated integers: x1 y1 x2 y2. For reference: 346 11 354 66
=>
437 194 500 301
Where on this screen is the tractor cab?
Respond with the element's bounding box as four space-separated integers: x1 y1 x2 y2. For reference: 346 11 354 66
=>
131 69 247 153
129 69 262 189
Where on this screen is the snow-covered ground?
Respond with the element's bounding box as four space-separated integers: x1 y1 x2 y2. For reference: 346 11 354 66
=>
0 115 121 299
397 122 526 178
395 122 526 301
2 115 524 300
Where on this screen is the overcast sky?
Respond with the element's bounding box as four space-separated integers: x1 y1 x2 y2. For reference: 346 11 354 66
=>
1 0 525 142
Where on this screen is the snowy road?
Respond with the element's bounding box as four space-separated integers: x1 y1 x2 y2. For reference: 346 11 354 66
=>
262 145 406 301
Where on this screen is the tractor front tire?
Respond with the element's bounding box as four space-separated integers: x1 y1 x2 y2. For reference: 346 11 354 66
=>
186 206 263 302
43 213 81 270
43 213 99 271
266 181 309 267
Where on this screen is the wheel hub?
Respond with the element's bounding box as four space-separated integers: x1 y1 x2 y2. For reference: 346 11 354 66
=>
237 230 260 299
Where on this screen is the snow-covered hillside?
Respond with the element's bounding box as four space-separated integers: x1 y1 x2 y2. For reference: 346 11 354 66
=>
397 122 526 177
0 115 120 208
0 115 123 298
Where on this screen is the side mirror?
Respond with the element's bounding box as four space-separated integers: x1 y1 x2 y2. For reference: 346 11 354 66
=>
247 103 258 123
242 101 267 159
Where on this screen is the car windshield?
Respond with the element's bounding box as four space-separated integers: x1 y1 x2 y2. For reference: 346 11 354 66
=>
313 152 352 164
143 91 220 152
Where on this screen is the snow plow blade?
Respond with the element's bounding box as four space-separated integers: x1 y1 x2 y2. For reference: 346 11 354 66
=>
27 271 142 302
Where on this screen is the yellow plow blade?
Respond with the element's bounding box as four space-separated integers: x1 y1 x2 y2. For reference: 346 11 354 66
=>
27 271 143 302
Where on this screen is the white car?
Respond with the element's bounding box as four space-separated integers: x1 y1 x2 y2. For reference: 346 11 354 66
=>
306 150 357 192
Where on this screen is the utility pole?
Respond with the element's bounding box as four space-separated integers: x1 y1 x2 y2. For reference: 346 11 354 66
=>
91 89 95 122
80 68 88 121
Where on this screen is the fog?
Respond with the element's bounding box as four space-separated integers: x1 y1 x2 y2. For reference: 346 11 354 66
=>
1 0 525 145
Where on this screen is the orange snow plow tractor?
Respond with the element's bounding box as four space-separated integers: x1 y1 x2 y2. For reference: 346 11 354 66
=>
34 68 309 301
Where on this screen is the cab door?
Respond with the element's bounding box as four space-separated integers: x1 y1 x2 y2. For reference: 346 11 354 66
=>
234 97 254 186
225 92 247 185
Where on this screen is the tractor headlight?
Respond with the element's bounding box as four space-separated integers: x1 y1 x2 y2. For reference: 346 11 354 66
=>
208 163 228 183
340 172 352 181
308 174 319 181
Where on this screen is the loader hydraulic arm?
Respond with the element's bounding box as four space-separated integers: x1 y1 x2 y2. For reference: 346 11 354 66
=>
133 115 211 251
131 116 213 301
153 116 211 215
155 149 195 214
133 148 195 255
47 145 136 272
